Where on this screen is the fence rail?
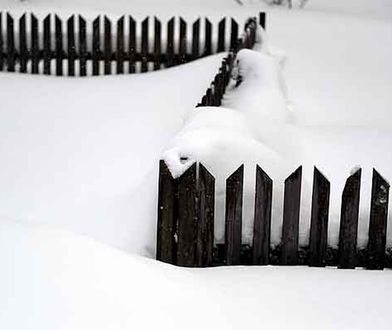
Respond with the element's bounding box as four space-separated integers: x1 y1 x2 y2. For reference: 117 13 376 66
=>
0 12 265 76
157 161 392 270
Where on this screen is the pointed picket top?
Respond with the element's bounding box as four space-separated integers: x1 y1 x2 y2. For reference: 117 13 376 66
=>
309 167 330 267
367 169 390 270
338 168 361 269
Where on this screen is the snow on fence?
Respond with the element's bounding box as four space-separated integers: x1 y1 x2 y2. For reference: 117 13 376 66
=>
157 161 391 270
196 13 264 107
0 12 265 76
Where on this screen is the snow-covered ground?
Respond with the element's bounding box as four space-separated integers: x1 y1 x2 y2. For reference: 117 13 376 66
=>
1 0 392 329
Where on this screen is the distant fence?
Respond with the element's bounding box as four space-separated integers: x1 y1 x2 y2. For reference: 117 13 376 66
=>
0 12 265 76
196 13 264 107
157 161 391 270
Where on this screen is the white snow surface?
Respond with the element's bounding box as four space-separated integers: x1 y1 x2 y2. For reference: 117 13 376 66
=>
1 218 392 330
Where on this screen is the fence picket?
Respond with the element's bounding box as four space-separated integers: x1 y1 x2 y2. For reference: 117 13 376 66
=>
141 17 149 72
259 12 266 29
67 16 75 76
197 164 215 267
338 168 361 269
225 165 244 266
192 18 200 60
281 166 302 265
79 16 87 76
104 16 112 75
19 14 27 73
252 165 273 265
309 167 330 267
92 16 100 76
156 160 178 265
166 17 175 67
230 18 238 51
43 15 51 75
55 15 63 76
179 17 187 64
367 169 389 270
218 18 226 52
116 16 124 74
7 13 15 72
154 17 161 71
128 16 136 73
177 163 197 267
204 18 212 56
31 14 39 74
0 13 3 71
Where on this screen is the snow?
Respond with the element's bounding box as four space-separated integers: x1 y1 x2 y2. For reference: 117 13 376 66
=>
1 218 392 330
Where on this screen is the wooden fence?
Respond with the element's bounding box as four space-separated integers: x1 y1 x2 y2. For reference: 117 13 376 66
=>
196 13 264 107
0 12 265 76
157 161 391 270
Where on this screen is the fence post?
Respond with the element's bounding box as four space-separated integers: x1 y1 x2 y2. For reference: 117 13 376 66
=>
19 14 27 73
204 18 212 56
281 166 302 265
230 18 238 51
79 15 87 76
166 17 175 67
309 167 330 267
43 14 51 75
129 16 136 73
218 18 226 52
0 13 3 71
31 14 39 74
197 164 215 267
259 12 266 29
179 17 187 64
67 15 76 76
177 163 198 267
157 160 178 265
7 13 15 72
338 168 361 269
55 15 63 76
252 165 273 265
225 165 244 265
367 169 389 270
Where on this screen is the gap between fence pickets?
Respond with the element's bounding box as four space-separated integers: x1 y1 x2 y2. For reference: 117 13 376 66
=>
0 12 266 76
157 161 392 270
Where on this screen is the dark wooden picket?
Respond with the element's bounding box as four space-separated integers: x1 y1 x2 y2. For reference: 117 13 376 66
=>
67 16 76 76
197 164 215 267
166 17 175 67
338 168 361 269
154 17 161 71
55 15 63 76
230 18 239 51
19 14 27 73
179 18 187 64
218 18 226 53
141 17 149 73
79 16 87 76
252 165 273 265
192 19 200 59
116 16 125 74
156 160 177 265
259 12 266 28
31 14 39 74
367 169 390 270
104 16 112 75
177 164 197 267
309 167 330 267
281 166 302 265
128 16 136 73
225 165 244 266
7 13 15 72
43 15 51 75
92 16 100 76
204 18 212 56
0 13 3 71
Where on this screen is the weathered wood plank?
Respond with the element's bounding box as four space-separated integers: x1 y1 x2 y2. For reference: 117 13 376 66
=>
367 169 389 270
166 17 175 67
55 15 63 76
230 18 238 51
309 167 330 267
204 18 212 56
154 17 161 71
31 14 39 74
196 164 215 267
141 17 149 72
0 13 3 71
281 166 302 265
19 14 27 73
104 16 112 75
252 165 273 265
6 13 15 72
217 18 226 52
259 12 266 29
92 16 100 76
43 14 51 75
192 18 200 60
177 163 197 267
78 15 87 76
225 165 244 265
338 168 361 269
156 160 178 265
128 16 136 73
116 16 124 74
67 15 76 76
179 18 187 64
